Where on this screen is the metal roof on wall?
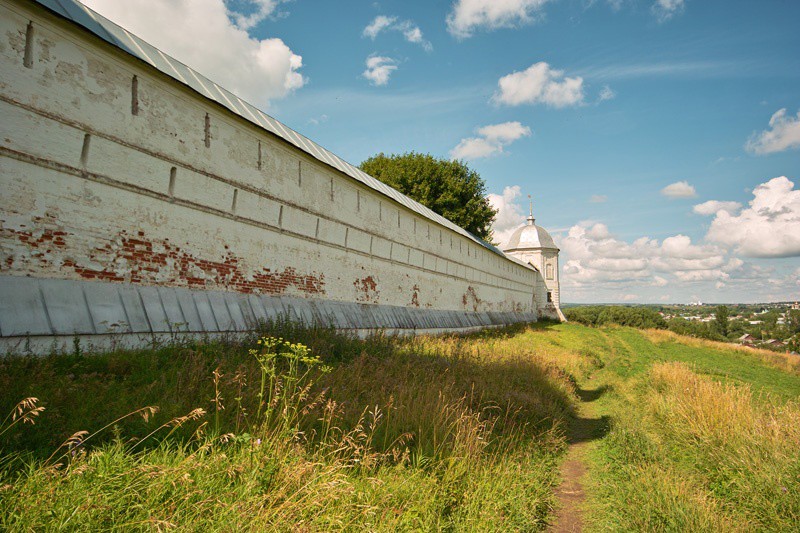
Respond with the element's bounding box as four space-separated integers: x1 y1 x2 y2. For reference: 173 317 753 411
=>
32 0 528 268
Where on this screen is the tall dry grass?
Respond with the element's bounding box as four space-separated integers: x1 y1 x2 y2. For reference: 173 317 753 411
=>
0 323 574 530
594 360 800 530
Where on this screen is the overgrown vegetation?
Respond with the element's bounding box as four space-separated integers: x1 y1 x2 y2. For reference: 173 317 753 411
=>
0 321 574 531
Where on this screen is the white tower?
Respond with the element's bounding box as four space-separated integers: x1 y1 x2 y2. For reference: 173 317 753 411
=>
501 198 564 321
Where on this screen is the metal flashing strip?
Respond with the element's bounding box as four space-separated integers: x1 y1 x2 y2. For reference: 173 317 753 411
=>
0 276 537 354
31 0 523 266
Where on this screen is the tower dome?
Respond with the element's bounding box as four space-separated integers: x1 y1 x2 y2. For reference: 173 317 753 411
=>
502 213 559 252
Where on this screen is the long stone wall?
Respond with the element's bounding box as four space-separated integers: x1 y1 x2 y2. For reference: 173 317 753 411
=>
0 0 540 353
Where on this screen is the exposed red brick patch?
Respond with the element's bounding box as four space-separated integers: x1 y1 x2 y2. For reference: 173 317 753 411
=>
2 218 325 297
353 275 379 303
462 286 481 312
410 284 420 307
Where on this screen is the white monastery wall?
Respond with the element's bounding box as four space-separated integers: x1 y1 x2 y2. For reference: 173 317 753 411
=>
0 0 541 352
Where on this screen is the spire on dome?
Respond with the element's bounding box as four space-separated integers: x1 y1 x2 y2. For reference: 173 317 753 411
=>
527 194 535 225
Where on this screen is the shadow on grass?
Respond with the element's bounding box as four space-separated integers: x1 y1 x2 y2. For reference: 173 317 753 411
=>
0 319 571 462
575 384 611 403
568 415 612 444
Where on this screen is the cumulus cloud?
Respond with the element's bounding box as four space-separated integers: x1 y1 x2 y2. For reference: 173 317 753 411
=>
81 0 304 107
745 108 800 155
450 121 531 160
493 62 584 108
362 56 398 86
660 181 697 199
447 0 550 39
693 200 742 216
705 176 800 257
590 194 608 203
652 0 685 22
652 276 668 287
488 185 527 245
363 15 432 50
363 15 396 39
560 223 737 289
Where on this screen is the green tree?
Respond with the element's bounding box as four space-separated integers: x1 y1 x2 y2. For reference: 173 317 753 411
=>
787 309 800 335
359 152 497 240
714 305 730 338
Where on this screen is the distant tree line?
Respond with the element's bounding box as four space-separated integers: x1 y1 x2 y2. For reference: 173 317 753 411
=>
564 306 667 329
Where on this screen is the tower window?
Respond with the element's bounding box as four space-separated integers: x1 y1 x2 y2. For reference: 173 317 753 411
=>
547 292 553 303
546 263 554 280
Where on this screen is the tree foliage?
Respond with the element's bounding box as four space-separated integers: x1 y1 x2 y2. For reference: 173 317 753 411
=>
359 152 497 241
714 305 730 337
564 306 668 329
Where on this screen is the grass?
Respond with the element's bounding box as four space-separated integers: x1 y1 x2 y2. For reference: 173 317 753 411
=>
576 326 800 531
0 321 574 531
1 321 799 530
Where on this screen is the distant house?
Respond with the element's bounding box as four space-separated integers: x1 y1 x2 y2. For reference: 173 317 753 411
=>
738 334 756 345
763 339 786 348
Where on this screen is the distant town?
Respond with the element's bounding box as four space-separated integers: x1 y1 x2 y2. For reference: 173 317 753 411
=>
564 302 800 354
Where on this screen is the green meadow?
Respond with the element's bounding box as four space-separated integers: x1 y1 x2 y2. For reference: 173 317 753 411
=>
1 322 798 530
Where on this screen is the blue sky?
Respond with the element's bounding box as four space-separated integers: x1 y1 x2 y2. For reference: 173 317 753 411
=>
83 0 800 303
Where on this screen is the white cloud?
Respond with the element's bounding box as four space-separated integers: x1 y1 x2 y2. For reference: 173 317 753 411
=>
493 62 584 108
693 200 742 216
560 223 734 289
660 181 697 199
598 85 616 102
590 194 608 203
363 56 398 86
652 0 685 22
488 185 527 245
477 122 532 143
228 0 286 30
363 15 396 39
447 0 550 39
398 21 433 51
450 121 531 160
706 176 800 258
745 109 800 155
363 15 432 50
621 294 638 301
80 0 304 107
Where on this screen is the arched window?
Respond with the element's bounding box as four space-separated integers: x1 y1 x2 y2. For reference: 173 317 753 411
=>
546 263 554 280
